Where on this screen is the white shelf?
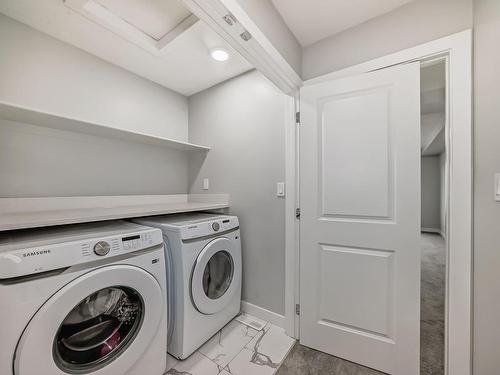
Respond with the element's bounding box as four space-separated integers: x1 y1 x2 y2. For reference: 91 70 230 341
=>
0 194 229 231
0 101 210 152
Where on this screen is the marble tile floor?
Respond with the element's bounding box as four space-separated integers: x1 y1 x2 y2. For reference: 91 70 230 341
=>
276 233 446 375
164 313 296 375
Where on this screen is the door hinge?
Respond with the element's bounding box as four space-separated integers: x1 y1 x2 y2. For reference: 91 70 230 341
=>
295 112 300 123
295 208 301 220
295 303 300 315
223 14 237 26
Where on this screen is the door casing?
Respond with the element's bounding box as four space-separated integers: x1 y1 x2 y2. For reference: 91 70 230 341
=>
293 31 473 375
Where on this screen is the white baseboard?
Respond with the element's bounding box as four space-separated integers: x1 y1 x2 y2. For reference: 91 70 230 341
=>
421 227 445 239
421 226 440 233
240 301 285 329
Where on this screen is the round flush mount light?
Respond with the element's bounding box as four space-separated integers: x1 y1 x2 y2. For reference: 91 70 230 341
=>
210 48 229 62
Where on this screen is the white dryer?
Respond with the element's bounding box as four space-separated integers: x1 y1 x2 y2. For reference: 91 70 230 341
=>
133 213 241 359
0 221 167 375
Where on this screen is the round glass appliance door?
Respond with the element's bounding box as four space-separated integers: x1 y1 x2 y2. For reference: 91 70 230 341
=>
191 237 242 315
14 265 164 375
53 286 143 373
202 250 234 300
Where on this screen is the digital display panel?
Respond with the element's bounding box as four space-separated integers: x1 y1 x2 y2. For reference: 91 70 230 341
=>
122 235 140 242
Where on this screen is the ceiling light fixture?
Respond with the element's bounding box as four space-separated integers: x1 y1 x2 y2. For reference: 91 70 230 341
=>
210 48 229 62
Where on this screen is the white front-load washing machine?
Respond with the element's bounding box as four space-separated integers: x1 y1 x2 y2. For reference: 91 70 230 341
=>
0 221 167 375
133 213 241 359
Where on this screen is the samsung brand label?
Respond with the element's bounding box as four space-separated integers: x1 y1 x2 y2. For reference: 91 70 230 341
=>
22 249 51 257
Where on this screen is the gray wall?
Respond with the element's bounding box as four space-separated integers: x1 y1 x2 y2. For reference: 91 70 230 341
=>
302 0 473 79
473 0 500 373
421 156 441 231
0 120 187 197
188 70 286 315
0 15 189 198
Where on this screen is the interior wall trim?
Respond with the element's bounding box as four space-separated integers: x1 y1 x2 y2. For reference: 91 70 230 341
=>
240 300 286 329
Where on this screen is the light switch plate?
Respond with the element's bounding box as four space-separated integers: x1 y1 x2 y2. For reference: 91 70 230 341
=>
277 182 285 197
495 174 500 201
203 178 209 190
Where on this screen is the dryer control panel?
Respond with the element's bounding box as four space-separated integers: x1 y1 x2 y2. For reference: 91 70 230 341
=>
0 224 162 279
179 216 239 240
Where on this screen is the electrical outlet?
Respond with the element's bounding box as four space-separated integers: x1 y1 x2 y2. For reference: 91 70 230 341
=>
203 178 209 190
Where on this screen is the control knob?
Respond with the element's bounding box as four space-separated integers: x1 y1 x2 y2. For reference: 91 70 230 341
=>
94 241 111 256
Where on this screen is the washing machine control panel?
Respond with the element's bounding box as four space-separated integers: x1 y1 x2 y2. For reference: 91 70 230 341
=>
86 231 160 256
0 227 163 279
179 216 239 240
93 241 111 256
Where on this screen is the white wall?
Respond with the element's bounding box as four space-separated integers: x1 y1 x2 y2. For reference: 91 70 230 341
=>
235 0 302 76
473 0 500 373
302 0 473 79
188 70 287 315
0 14 190 198
421 156 442 231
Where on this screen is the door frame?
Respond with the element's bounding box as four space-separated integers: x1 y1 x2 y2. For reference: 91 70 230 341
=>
295 30 473 375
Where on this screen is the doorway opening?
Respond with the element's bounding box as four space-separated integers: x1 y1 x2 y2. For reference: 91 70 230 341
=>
420 59 447 375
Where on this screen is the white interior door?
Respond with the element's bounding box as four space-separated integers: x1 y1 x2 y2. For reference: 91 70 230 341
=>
299 62 421 374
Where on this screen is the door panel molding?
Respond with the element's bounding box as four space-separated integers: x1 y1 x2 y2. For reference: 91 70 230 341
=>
318 244 395 338
318 86 394 220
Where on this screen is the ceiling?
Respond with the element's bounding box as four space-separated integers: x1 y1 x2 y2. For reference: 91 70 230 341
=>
0 0 253 96
271 0 416 46
93 0 192 41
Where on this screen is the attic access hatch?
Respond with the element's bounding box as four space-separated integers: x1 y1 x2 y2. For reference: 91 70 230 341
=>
65 0 199 55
